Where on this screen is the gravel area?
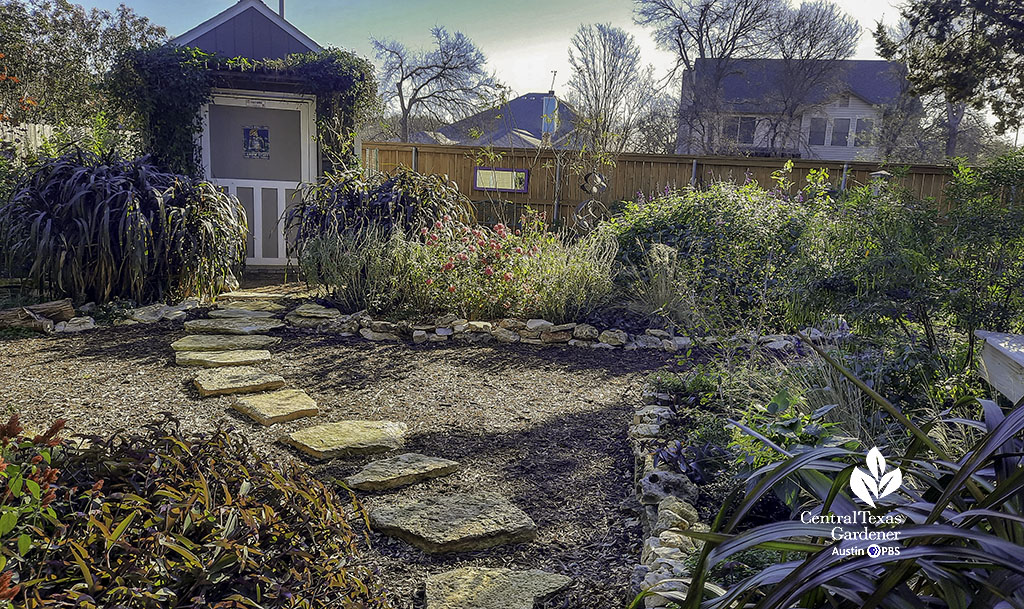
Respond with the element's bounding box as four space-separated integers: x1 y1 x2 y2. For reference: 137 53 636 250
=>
0 320 676 608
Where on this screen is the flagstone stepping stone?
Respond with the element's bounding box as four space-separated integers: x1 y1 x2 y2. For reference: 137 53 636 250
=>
184 318 284 335
219 290 288 301
292 303 341 318
232 389 319 425
345 453 460 491
194 366 285 397
218 300 286 312
175 349 272 367
281 420 407 459
208 308 277 319
171 334 281 352
426 567 571 609
369 491 537 553
284 312 328 329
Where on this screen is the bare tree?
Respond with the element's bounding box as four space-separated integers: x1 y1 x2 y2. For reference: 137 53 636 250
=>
634 0 786 153
759 1 861 154
372 26 502 142
566 24 657 155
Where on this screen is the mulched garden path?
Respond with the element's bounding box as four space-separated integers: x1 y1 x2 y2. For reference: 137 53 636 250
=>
0 318 679 608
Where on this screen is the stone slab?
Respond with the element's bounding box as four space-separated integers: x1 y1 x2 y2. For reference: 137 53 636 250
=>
426 567 571 609
369 492 537 553
208 308 277 319
218 300 286 312
345 453 460 491
175 349 272 367
291 303 341 319
193 366 285 397
184 318 284 335
232 389 319 426
171 334 281 352
219 290 288 301
281 420 407 459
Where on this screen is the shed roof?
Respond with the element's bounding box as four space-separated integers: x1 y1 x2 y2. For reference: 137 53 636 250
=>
171 0 321 60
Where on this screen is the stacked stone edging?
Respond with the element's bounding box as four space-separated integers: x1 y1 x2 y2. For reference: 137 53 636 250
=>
627 386 711 608
282 304 830 354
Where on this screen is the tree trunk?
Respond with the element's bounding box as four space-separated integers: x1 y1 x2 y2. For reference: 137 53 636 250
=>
400 109 411 143
945 101 965 158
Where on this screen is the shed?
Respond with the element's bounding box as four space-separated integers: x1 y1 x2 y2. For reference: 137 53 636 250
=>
172 0 322 267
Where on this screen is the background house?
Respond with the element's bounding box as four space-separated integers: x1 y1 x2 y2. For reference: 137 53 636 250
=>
411 91 578 148
679 59 908 162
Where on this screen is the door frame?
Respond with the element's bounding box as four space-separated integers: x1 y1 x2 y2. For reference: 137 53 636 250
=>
199 88 317 266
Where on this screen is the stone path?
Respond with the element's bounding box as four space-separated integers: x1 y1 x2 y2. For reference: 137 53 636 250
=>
168 295 571 607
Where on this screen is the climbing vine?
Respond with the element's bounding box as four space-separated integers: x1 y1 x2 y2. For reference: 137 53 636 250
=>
108 46 377 176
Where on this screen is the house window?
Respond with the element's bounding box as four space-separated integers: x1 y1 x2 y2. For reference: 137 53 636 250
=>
737 117 756 145
831 118 851 147
809 117 827 146
855 118 874 147
722 116 756 145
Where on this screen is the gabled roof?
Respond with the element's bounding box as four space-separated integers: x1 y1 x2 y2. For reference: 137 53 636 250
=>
697 59 906 112
171 0 321 56
412 92 579 148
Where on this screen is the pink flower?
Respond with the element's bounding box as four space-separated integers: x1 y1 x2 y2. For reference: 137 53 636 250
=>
426 278 434 285
468 245 476 252
477 240 486 247
435 221 443 229
494 223 504 231
443 262 454 271
461 237 470 243
503 272 513 281
458 253 468 261
444 214 452 222
448 285 456 293
484 266 494 276
420 227 428 235
515 230 521 236
515 247 523 254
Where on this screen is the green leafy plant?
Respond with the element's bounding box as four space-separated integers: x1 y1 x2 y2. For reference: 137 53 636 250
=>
607 182 809 335
646 339 1024 609
107 45 214 175
0 150 247 304
12 416 387 608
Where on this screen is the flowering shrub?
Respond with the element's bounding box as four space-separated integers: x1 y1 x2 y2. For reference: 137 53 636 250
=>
402 210 616 321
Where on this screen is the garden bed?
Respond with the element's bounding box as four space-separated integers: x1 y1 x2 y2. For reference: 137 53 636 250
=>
0 321 682 608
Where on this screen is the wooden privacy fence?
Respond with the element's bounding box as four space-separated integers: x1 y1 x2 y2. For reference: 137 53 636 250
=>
361 141 956 224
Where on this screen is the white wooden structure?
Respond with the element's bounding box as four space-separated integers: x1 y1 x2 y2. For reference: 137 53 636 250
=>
975 330 1024 404
199 90 316 267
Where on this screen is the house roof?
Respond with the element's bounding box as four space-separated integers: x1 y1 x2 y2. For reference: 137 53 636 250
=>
171 0 321 57
411 92 579 148
698 59 906 112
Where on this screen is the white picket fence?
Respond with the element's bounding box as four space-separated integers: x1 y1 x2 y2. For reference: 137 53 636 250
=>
0 123 55 154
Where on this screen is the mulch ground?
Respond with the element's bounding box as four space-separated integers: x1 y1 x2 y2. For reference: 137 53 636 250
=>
0 319 679 608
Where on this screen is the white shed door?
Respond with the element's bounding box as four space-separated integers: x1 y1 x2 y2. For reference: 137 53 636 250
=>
200 90 316 266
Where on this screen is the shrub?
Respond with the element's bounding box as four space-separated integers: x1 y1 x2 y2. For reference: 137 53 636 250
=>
607 182 808 334
0 150 247 304
397 210 616 321
794 156 1024 373
286 167 470 251
8 416 387 608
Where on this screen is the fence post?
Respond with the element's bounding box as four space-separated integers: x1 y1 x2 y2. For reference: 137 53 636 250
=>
412 147 419 172
554 157 562 225
690 159 697 187
840 162 849 191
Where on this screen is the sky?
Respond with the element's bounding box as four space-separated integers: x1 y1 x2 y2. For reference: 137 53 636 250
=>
80 0 905 96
